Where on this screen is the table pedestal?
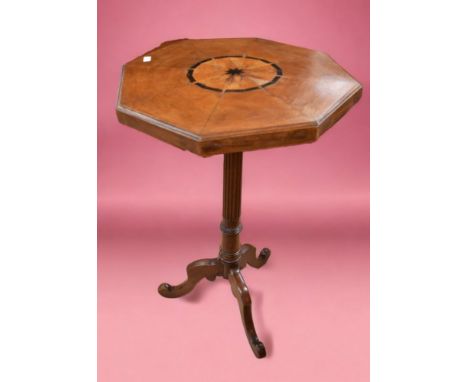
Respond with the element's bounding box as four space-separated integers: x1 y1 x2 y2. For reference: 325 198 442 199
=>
158 152 271 358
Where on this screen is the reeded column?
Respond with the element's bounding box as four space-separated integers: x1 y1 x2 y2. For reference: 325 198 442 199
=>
219 152 243 277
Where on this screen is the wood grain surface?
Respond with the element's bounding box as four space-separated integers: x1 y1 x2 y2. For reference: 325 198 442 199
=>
117 38 362 157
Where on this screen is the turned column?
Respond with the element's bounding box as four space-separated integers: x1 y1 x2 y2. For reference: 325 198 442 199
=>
219 152 243 277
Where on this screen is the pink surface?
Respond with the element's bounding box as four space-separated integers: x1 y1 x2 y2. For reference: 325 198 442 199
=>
98 0 369 381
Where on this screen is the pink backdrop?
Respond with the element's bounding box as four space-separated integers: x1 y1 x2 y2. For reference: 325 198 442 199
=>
98 0 369 381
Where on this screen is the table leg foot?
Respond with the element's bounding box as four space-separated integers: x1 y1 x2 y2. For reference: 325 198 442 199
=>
240 244 271 269
228 268 266 358
158 258 223 298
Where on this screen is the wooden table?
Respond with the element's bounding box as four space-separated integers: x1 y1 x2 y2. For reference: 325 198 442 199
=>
116 38 362 358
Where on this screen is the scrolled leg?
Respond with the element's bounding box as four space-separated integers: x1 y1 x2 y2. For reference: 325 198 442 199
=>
228 268 266 358
158 258 223 298
239 244 271 269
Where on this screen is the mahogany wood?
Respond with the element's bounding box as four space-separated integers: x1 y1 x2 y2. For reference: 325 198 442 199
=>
116 38 362 157
118 38 362 359
229 268 266 358
239 245 271 269
158 258 223 298
158 153 271 358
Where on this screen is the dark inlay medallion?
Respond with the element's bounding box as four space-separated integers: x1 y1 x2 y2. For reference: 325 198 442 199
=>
187 55 283 93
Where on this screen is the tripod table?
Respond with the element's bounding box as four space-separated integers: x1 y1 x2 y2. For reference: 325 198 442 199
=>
116 38 362 358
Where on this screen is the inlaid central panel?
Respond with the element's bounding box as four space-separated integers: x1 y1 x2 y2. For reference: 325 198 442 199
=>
187 55 283 93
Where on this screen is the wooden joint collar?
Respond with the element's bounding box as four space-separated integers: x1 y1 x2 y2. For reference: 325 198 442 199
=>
220 222 243 235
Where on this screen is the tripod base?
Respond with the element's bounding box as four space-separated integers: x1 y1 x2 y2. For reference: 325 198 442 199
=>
158 244 271 358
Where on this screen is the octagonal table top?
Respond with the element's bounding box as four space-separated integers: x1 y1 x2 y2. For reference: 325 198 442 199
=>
116 38 362 157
